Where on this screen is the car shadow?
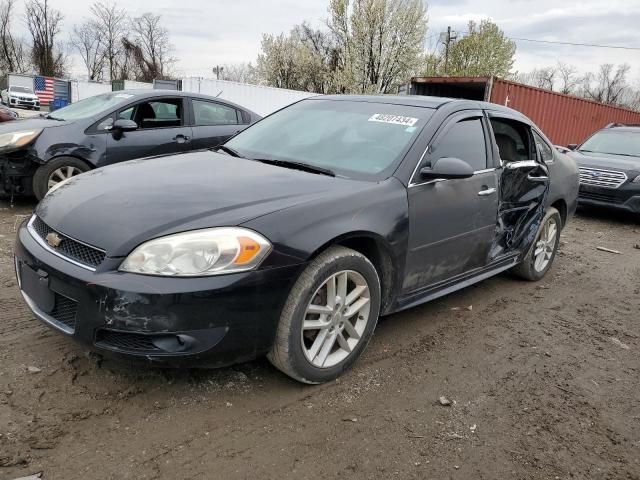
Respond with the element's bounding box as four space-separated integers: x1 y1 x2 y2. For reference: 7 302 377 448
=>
576 205 640 225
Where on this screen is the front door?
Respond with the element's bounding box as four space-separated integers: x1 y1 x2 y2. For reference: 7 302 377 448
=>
487 114 550 258
106 97 193 165
404 111 499 294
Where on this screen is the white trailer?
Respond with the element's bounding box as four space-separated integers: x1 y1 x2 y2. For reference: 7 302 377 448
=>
180 77 314 116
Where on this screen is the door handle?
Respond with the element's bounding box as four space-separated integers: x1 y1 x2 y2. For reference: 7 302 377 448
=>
478 187 496 196
527 174 548 183
173 134 191 143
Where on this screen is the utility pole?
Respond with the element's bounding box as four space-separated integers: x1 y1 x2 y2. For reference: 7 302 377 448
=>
213 65 224 80
441 26 457 76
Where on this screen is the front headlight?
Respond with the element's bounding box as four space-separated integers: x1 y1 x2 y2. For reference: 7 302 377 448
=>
632 174 640 184
0 129 42 149
119 228 272 276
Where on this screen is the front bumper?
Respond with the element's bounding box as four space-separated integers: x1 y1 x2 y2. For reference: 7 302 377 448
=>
14 221 303 367
0 151 38 196
578 183 640 213
9 97 39 108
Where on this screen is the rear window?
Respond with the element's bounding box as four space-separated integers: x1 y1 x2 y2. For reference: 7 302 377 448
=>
226 99 433 180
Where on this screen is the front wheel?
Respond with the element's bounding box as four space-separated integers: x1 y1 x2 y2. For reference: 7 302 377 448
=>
511 207 562 281
32 157 91 200
268 246 381 384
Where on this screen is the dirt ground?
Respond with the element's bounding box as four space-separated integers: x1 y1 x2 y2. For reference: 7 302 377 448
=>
1 198 639 480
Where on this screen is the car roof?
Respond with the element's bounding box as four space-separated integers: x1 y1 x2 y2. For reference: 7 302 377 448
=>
311 94 526 117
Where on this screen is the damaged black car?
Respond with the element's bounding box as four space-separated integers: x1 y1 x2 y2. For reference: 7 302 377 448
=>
0 90 259 199
14 95 579 384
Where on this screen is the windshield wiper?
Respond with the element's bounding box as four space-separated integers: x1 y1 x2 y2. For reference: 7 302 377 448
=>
212 145 242 157
253 158 335 177
44 114 64 121
580 149 638 157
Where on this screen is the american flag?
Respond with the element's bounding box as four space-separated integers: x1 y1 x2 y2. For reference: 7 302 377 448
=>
34 75 54 105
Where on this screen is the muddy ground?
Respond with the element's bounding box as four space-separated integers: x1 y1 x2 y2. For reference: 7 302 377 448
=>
1 199 639 480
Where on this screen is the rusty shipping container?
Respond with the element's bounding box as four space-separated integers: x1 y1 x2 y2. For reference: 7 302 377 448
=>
408 76 640 146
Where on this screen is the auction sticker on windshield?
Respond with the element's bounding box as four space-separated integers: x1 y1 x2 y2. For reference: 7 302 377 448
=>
368 113 419 127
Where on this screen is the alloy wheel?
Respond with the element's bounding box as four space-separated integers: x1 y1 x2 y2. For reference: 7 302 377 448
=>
301 270 371 368
47 166 83 190
533 217 558 272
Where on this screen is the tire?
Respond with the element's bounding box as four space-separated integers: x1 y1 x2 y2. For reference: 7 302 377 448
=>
32 157 91 200
511 207 562 281
268 246 381 384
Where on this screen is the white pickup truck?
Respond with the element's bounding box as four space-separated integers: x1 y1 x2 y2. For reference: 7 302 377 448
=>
1 85 40 110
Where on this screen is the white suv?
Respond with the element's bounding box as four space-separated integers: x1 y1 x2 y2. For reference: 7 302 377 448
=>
1 85 40 110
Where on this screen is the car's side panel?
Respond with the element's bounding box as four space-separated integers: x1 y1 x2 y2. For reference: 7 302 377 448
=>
241 177 410 313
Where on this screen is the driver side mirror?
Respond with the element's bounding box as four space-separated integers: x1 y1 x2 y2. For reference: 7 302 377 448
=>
111 118 138 132
420 157 475 180
567 144 578 150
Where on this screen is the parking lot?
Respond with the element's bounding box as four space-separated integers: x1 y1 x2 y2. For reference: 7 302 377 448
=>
0 199 638 479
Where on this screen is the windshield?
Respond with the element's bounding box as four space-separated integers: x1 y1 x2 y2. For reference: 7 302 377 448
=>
47 92 132 121
580 130 640 157
10 86 32 94
225 99 433 180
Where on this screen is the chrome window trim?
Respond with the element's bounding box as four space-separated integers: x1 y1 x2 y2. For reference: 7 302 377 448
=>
409 167 496 188
27 215 102 272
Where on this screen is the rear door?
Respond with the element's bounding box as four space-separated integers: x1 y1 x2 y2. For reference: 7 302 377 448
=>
404 110 499 292
188 98 248 149
487 113 550 258
105 97 192 165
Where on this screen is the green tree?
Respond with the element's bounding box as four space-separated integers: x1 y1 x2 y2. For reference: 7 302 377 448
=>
446 19 515 77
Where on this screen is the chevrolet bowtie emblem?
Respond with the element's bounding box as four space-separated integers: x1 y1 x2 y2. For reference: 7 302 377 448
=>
45 232 62 248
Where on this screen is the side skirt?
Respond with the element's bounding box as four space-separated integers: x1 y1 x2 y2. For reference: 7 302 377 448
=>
391 254 520 314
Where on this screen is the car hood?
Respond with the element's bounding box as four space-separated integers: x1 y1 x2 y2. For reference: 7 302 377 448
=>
10 91 38 99
0 117 74 133
37 150 373 257
568 150 640 172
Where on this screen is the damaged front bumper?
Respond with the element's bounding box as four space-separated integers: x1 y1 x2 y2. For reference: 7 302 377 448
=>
14 220 301 368
0 151 39 196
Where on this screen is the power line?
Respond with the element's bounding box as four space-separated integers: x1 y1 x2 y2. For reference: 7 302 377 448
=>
505 37 640 51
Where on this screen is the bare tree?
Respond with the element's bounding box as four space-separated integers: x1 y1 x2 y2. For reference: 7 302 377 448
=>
70 21 105 80
25 0 66 77
557 62 578 95
124 12 175 81
581 64 630 106
221 62 257 84
0 0 30 74
90 1 126 80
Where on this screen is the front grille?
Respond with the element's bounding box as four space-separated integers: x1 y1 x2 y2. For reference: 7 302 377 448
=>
579 190 625 204
31 216 106 269
95 330 162 353
579 167 627 189
50 293 78 331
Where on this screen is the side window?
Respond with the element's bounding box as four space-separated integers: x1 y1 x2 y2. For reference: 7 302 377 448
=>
490 118 534 163
119 99 183 129
118 106 134 120
192 100 239 126
533 130 554 162
432 117 487 171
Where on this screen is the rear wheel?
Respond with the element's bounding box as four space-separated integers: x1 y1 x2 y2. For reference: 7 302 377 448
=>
511 207 561 281
268 246 381 384
33 157 91 200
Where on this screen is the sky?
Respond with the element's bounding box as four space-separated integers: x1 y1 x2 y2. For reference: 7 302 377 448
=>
11 0 640 82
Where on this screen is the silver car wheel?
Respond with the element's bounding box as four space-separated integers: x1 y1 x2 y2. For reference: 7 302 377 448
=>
301 270 371 368
47 166 83 190
533 217 558 272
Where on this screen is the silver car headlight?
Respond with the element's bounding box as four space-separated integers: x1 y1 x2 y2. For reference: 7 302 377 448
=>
119 228 272 277
0 129 42 150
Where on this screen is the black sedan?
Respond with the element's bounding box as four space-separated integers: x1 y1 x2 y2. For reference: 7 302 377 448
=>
566 123 640 214
0 90 260 199
14 95 579 383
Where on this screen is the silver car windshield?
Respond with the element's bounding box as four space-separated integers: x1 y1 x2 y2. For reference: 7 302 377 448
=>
580 131 640 157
